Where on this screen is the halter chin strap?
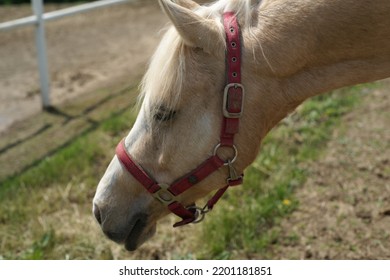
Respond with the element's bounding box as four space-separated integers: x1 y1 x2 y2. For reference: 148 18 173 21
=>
116 12 244 227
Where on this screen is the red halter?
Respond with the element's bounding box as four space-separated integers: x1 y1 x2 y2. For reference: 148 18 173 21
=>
116 12 244 227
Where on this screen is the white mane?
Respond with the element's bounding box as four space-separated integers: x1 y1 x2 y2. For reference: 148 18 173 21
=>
197 0 255 25
139 0 257 118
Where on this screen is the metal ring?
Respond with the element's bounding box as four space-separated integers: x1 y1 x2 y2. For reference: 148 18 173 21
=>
187 206 206 224
213 143 238 165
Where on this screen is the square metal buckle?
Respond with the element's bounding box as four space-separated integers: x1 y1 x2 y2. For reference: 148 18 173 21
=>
152 183 175 206
223 83 245 118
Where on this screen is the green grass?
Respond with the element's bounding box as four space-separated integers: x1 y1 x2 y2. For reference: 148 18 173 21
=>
0 89 139 259
0 82 377 259
197 84 375 259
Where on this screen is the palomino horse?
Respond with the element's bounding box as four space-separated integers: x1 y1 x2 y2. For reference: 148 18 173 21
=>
93 0 390 251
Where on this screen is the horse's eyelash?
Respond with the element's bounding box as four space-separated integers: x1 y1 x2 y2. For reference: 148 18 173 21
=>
153 108 177 122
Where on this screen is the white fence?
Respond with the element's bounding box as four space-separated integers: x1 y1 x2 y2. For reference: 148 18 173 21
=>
0 0 134 108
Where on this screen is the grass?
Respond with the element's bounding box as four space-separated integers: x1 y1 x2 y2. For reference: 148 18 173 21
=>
197 84 375 259
0 86 139 260
0 82 377 259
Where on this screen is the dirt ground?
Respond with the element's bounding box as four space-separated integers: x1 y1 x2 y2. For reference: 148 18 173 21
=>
0 1 389 259
269 82 390 259
0 0 167 133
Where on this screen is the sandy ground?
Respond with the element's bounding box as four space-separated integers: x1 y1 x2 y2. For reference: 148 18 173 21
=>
0 0 167 133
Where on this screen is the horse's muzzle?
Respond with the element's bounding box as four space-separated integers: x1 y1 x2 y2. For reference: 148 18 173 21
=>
93 203 153 251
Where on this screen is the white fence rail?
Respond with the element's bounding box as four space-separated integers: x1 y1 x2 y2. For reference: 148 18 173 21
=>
0 0 133 108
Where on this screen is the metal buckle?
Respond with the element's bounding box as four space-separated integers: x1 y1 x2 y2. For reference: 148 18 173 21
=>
223 83 245 118
152 183 175 206
187 205 210 224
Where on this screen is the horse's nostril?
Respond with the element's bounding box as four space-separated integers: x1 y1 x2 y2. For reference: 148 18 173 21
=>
93 203 102 225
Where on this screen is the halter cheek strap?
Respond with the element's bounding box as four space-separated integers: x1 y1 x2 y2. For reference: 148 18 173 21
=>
115 12 244 227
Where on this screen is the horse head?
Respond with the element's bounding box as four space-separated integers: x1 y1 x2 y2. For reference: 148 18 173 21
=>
92 0 270 251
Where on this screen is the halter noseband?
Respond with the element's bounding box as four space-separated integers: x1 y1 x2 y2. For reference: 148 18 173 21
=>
116 12 244 227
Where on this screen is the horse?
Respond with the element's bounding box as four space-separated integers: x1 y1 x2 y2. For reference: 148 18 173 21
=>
92 0 390 251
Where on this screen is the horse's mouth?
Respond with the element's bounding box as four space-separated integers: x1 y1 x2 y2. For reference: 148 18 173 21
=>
124 219 157 251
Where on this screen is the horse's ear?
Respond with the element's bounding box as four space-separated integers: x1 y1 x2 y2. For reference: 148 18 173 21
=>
159 0 225 55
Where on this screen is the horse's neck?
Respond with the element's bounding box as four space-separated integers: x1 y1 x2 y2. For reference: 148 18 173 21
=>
252 0 390 103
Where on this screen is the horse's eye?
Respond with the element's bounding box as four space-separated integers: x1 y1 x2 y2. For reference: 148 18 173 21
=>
153 107 176 122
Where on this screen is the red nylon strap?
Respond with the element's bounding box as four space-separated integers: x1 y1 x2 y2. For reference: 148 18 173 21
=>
220 12 243 147
168 155 225 196
206 186 229 210
168 202 197 227
116 140 160 194
224 12 242 83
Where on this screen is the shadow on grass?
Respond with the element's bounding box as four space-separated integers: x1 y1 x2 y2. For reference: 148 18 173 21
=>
0 84 137 187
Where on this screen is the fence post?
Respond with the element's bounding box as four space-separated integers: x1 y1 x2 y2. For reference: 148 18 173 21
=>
32 0 51 109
